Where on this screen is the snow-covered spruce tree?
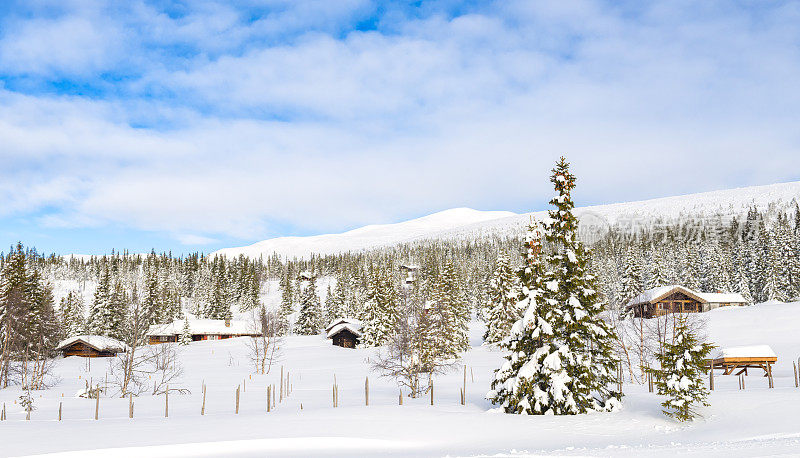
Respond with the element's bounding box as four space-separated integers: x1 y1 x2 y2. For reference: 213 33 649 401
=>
278 271 294 334
488 157 622 415
359 265 398 347
487 221 553 412
435 261 470 353
483 254 521 344
295 274 322 335
59 291 85 338
179 317 192 346
87 267 114 336
646 315 714 421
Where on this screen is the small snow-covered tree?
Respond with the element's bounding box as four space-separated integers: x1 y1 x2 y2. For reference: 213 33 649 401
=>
483 254 521 344
179 317 192 346
646 315 714 421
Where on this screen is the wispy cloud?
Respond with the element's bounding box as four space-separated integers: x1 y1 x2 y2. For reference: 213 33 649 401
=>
1 0 798 249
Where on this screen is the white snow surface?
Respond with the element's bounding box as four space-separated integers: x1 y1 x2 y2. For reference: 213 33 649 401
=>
712 345 777 360
5 300 800 456
214 181 800 259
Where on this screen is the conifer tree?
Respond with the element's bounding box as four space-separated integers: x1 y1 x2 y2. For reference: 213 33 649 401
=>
278 271 294 334
59 291 85 337
489 158 621 415
87 267 114 336
179 317 192 345
647 315 714 421
359 265 398 347
295 274 322 335
483 254 521 344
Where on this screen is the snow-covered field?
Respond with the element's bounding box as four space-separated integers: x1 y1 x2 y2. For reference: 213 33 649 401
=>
214 181 800 259
3 302 800 457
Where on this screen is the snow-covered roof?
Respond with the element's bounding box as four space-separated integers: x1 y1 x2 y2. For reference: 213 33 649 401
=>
697 292 747 303
712 345 777 360
626 285 748 307
147 318 258 337
326 318 362 339
55 335 128 353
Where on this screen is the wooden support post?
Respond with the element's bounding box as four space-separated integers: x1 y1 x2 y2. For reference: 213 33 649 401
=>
709 366 715 391
267 386 271 413
165 385 169 418
280 366 284 401
471 367 474 383
1 402 5 421
794 361 798 388
742 374 746 390
273 384 276 409
430 379 434 406
95 387 100 420
767 363 774 389
58 402 62 421
235 385 240 414
399 390 403 405
129 394 133 419
201 385 206 416
365 377 369 406
332 384 336 408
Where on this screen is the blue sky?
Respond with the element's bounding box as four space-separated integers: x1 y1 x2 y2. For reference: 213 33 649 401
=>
1 0 799 256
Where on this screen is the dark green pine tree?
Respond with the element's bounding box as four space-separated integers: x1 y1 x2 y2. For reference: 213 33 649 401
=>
278 271 294 334
488 221 555 413
295 274 322 335
542 158 622 413
59 291 86 338
490 158 622 415
647 316 714 421
483 254 521 344
87 267 114 336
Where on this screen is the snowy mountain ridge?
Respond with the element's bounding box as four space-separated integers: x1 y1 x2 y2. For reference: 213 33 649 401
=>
215 181 800 259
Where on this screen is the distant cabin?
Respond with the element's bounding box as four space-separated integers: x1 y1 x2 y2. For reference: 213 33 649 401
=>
55 335 128 358
147 318 259 345
326 318 362 348
626 285 748 318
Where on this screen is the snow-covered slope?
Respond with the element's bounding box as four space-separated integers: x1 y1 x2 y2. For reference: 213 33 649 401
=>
216 181 800 259
214 208 515 259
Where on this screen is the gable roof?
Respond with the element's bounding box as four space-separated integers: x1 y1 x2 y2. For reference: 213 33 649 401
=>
325 318 362 333
626 285 747 307
55 335 128 353
147 318 257 337
326 319 362 339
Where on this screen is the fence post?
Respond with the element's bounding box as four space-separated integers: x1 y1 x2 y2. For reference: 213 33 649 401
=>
201 384 206 416
58 402 62 421
235 386 240 414
430 379 434 406
267 386 271 413
94 387 100 420
794 361 798 388
463 366 467 405
709 366 715 391
399 390 403 405
129 394 134 419
365 377 369 406
280 366 284 401
165 385 169 418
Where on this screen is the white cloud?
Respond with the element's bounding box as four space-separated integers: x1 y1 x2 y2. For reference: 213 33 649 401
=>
0 1 799 245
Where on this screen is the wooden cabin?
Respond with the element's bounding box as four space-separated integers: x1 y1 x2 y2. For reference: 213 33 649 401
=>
625 285 748 318
55 336 127 358
326 318 361 348
147 317 259 345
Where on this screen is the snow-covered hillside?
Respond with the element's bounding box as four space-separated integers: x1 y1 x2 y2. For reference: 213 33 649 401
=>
4 301 800 457
214 208 515 259
216 181 800 259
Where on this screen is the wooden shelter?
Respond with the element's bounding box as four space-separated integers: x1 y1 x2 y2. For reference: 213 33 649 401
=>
707 345 777 376
625 285 748 318
147 317 259 345
326 318 361 348
55 336 127 358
